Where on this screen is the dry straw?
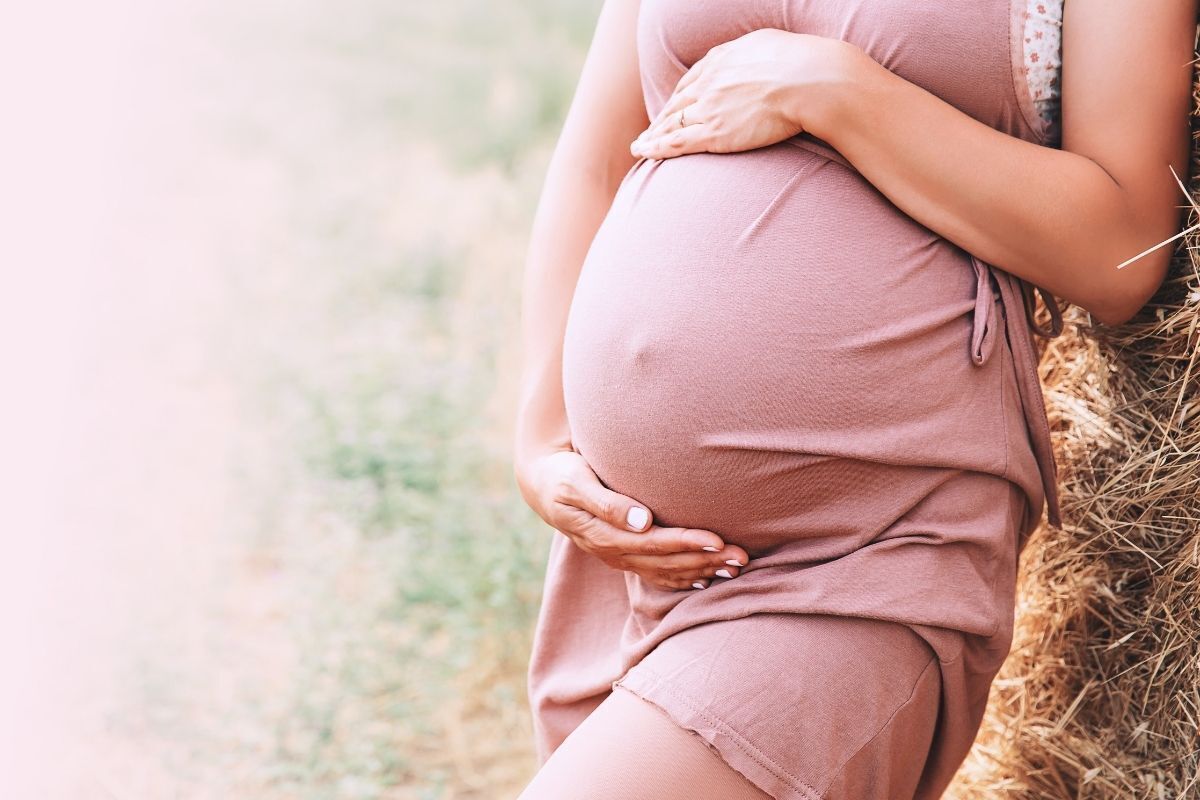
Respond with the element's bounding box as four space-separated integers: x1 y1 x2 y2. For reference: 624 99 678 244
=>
953 28 1200 800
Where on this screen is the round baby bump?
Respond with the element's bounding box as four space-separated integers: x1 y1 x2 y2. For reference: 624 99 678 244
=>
571 428 972 557
561 142 1010 549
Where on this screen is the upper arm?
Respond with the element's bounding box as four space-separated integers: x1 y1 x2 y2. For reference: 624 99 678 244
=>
553 0 650 192
1061 0 1196 298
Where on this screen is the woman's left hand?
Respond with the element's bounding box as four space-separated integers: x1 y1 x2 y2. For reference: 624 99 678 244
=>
630 28 860 160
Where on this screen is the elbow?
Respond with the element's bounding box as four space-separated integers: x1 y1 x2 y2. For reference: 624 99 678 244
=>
1086 199 1180 327
1086 169 1191 326
1088 257 1169 328
1090 302 1141 328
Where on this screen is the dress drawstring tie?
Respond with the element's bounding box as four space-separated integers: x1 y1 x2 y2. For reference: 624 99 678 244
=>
969 254 1001 367
968 252 1065 532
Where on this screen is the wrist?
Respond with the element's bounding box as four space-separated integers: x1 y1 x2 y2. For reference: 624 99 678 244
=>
513 434 573 480
793 38 878 145
512 439 575 513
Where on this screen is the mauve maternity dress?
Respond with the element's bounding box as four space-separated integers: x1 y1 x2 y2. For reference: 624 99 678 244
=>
528 1 1066 798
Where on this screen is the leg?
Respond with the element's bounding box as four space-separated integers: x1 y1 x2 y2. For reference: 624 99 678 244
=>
596 614 943 800
517 686 774 800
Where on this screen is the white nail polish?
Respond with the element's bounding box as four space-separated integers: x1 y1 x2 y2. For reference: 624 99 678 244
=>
626 506 649 530
702 546 720 552
725 559 744 567
692 581 706 589
715 569 732 579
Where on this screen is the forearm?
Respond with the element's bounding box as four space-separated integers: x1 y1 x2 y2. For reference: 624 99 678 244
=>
804 45 1181 327
515 146 631 468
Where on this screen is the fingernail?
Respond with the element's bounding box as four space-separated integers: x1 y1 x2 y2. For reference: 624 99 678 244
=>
692 581 706 589
626 507 649 530
725 559 744 567
702 546 720 552
715 569 732 579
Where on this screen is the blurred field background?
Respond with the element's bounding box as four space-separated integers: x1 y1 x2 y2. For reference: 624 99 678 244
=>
1 1 599 797
5 3 1197 800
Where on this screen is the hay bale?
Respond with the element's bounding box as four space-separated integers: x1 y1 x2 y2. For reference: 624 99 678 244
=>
952 26 1200 800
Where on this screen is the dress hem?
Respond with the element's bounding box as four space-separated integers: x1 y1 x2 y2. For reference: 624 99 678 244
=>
612 668 826 800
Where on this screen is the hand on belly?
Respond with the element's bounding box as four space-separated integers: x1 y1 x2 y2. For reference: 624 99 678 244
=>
517 448 751 590
561 144 1008 555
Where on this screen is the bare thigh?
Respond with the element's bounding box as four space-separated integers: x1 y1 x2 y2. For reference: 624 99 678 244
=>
517 685 773 800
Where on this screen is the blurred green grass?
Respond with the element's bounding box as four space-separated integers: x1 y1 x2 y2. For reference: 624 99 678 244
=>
102 1 601 797
247 1 598 795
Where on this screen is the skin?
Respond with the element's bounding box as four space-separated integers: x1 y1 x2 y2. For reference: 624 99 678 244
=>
515 5 1196 795
513 0 748 591
632 5 1196 326
515 0 1196 594
517 687 774 800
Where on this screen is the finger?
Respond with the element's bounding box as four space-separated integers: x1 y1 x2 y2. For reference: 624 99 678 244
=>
628 559 742 585
718 544 750 569
640 525 726 556
635 67 704 145
643 573 705 592
672 45 717 96
635 40 722 143
641 91 701 144
645 40 725 134
671 64 703 98
636 544 751 580
637 571 702 591
639 571 712 591
620 549 736 575
620 550 714 572
560 467 655 533
671 561 742 581
635 119 713 160
583 520 725 557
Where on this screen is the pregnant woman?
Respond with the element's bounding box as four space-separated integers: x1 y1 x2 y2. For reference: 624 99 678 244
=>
513 1 1194 798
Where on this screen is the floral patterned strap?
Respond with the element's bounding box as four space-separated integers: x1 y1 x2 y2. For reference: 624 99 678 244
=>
1022 0 1064 147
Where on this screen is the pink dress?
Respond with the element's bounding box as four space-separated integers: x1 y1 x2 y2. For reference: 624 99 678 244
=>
527 1 1065 797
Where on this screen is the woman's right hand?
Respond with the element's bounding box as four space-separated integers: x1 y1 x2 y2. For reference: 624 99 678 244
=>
515 447 749 591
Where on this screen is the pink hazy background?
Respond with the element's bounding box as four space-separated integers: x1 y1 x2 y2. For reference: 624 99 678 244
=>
3 3 252 795
1 1 576 796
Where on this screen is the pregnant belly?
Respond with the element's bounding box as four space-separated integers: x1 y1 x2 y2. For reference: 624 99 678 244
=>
561 140 1009 552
